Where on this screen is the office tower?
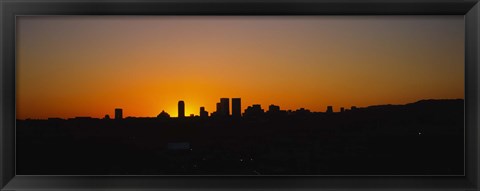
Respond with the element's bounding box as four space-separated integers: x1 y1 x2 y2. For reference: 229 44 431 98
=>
115 108 123 120
326 106 333 113
340 107 345 112
216 102 221 116
220 98 230 116
200 107 209 117
232 98 241 117
178 100 185 118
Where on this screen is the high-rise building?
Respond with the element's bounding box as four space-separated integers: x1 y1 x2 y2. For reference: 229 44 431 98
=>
200 107 209 117
215 102 221 116
326 106 333 113
340 107 345 112
115 108 123 120
232 98 241 117
178 100 185 118
220 98 230 116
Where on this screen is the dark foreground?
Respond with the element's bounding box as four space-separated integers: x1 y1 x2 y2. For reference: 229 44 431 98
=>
17 99 464 175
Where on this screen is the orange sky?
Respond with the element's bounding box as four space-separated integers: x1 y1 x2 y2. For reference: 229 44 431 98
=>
16 16 464 119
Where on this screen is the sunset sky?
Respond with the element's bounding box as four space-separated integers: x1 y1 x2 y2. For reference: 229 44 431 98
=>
16 16 464 119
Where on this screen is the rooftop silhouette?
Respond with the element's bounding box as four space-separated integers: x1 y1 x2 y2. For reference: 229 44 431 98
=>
22 97 459 121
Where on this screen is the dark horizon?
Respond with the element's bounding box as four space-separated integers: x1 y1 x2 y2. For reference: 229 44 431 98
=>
16 98 464 175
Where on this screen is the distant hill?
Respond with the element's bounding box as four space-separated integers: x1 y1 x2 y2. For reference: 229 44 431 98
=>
357 99 464 115
364 99 463 109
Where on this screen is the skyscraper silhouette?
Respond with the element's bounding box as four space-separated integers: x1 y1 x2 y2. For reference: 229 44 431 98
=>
115 108 123 120
220 98 230 116
178 101 185 118
326 106 333 113
215 102 221 117
232 98 241 117
200 107 208 117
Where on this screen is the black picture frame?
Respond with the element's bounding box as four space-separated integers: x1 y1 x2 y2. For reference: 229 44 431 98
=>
1 0 479 190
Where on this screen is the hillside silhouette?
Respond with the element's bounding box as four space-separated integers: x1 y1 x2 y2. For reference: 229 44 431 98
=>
16 99 464 175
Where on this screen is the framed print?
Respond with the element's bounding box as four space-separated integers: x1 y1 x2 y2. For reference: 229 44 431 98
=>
1 0 479 190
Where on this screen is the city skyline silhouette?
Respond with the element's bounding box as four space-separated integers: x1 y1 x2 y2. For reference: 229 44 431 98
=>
16 97 464 120
14 16 465 175
16 16 464 119
16 98 464 175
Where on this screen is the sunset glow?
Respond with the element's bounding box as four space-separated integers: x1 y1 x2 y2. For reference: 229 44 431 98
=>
16 16 464 119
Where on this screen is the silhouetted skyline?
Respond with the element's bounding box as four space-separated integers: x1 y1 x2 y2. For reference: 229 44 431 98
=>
16 16 464 119
16 98 464 175
18 98 463 120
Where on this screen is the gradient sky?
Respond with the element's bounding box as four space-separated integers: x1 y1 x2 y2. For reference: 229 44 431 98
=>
16 16 464 119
